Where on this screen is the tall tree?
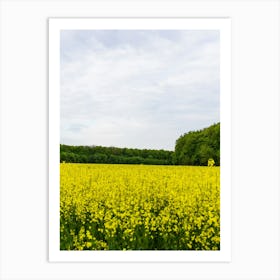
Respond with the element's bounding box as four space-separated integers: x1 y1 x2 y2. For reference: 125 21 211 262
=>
174 123 220 166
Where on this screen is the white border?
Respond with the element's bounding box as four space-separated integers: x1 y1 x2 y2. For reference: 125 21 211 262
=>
49 18 231 262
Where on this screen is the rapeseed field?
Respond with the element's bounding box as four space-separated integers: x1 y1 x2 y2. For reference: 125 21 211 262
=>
60 163 220 250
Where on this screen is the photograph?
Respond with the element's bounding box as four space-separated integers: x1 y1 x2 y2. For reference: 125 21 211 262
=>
1 0 279 277
59 28 221 251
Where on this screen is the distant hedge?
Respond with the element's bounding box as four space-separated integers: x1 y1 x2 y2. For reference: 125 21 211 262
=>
60 145 174 165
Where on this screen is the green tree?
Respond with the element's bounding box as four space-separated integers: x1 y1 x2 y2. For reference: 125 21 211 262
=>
174 123 220 166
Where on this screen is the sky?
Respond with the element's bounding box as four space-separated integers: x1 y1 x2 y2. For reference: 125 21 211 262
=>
60 30 220 151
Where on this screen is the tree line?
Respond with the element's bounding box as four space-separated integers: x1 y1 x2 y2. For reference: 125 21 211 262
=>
60 122 220 166
60 145 174 165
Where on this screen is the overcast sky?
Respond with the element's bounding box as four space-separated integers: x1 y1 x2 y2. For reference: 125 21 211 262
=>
60 30 219 151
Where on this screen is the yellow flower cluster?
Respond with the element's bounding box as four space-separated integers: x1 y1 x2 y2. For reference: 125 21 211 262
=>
60 163 220 250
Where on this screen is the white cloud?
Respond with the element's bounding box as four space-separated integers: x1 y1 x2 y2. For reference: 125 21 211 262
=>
60 30 220 150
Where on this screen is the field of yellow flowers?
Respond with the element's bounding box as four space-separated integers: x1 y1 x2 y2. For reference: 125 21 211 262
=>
60 163 220 250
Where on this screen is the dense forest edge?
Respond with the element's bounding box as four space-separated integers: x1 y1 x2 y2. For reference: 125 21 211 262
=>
60 122 220 166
